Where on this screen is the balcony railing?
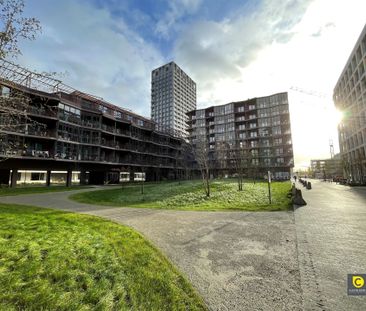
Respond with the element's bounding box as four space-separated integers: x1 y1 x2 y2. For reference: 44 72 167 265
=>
27 106 57 118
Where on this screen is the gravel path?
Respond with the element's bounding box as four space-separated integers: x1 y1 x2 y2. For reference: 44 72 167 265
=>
0 187 301 310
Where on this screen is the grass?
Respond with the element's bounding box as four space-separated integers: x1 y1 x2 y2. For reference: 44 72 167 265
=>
0 185 91 197
71 179 292 211
0 203 206 310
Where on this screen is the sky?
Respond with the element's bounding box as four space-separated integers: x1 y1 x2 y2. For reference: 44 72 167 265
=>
15 0 366 170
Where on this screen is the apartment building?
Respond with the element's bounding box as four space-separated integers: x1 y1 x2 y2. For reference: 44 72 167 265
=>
187 92 294 179
0 60 184 187
333 24 366 183
151 62 196 137
310 154 343 180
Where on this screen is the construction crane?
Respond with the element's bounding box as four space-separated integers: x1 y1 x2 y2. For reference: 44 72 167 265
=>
329 139 334 159
289 86 330 99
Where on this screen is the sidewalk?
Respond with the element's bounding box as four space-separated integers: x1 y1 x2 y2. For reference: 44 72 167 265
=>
294 179 366 310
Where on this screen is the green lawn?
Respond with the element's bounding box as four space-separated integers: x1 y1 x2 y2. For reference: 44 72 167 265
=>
0 185 90 197
71 180 292 211
0 204 206 310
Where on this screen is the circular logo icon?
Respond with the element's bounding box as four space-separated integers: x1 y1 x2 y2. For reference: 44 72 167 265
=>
353 276 365 288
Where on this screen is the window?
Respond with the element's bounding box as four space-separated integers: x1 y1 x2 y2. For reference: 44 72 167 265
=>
215 116 225 124
114 111 122 119
196 119 205 127
272 126 282 135
277 157 285 164
274 138 282 145
226 123 235 132
31 172 45 181
275 148 284 155
215 125 225 133
214 106 225 115
225 104 233 114
196 109 205 119
259 118 270 127
226 131 235 141
99 105 108 113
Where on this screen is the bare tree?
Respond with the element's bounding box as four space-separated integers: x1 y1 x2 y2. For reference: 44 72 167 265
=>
0 0 42 157
228 141 248 191
193 135 211 197
0 0 41 58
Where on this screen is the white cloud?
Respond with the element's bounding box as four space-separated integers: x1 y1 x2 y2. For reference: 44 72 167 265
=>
155 0 203 38
174 0 313 104
18 0 164 116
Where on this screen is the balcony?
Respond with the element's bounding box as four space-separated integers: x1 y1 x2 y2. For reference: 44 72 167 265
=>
27 106 57 118
101 140 116 148
81 120 100 129
0 149 52 158
55 153 78 160
101 124 115 133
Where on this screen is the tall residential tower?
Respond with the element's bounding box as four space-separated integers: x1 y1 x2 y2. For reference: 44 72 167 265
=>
151 62 196 137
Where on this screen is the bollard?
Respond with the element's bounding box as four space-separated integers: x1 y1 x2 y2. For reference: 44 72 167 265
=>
293 188 307 206
306 182 312 190
292 183 296 196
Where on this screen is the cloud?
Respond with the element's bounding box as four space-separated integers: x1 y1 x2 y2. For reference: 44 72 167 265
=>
155 0 203 38
174 0 313 105
18 0 164 116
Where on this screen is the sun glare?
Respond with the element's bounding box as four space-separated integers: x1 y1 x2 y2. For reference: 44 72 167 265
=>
332 109 343 125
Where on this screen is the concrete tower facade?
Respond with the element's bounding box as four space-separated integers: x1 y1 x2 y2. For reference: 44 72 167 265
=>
151 62 196 137
333 24 366 183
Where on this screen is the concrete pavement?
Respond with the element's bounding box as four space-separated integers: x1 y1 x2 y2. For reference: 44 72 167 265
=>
295 179 366 310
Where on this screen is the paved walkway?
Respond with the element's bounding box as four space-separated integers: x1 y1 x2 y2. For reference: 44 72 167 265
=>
0 187 301 311
295 179 366 311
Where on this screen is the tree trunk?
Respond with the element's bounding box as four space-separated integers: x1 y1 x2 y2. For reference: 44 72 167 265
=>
205 168 210 197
